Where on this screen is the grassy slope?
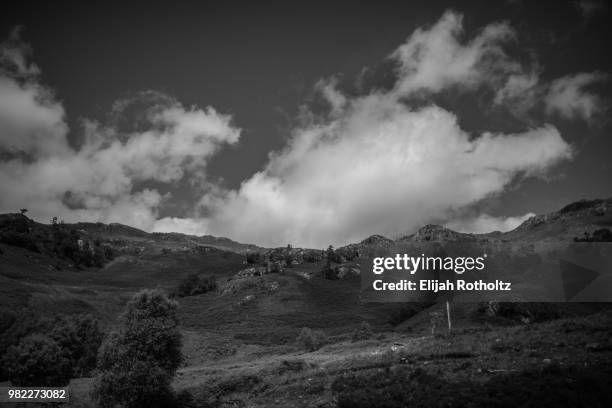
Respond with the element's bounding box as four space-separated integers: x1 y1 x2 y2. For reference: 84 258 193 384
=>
3 199 612 406
64 309 612 408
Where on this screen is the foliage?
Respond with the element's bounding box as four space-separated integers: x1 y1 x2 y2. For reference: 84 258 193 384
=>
3 334 72 386
332 363 612 408
92 289 183 408
0 230 39 252
48 314 103 377
0 311 102 382
351 321 373 342
0 214 113 267
574 228 612 242
296 327 326 352
325 245 343 265
479 302 562 323
245 251 263 264
176 274 217 297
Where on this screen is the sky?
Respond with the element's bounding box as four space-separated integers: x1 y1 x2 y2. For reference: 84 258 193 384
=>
0 0 611 247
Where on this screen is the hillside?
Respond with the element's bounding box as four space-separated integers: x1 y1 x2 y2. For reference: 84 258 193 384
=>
1 198 612 407
1 197 611 318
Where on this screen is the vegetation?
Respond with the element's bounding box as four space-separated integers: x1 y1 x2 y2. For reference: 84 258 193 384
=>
1 311 102 384
296 327 326 351
92 290 183 408
332 363 612 408
3 334 72 386
351 321 373 342
245 251 263 264
574 228 612 242
176 273 217 297
0 213 113 267
477 302 562 323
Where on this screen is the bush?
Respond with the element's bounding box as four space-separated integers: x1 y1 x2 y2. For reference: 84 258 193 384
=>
92 290 183 408
332 363 612 408
574 228 612 242
48 314 103 377
480 302 562 323
0 231 39 252
176 274 217 297
245 252 263 264
4 334 72 386
296 327 326 352
352 321 373 342
0 311 101 382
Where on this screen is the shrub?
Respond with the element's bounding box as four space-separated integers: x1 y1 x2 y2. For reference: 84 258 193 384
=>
0 231 39 252
176 274 217 297
48 314 103 377
296 327 326 352
332 363 612 408
480 302 562 323
92 290 182 408
574 228 612 242
4 334 72 386
0 312 103 382
352 321 373 342
245 252 262 264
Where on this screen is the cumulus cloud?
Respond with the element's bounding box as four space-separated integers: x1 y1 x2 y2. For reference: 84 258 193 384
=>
0 13 588 247
544 72 608 122
0 29 69 158
202 98 570 247
174 11 573 247
445 212 535 234
0 31 240 230
391 11 518 96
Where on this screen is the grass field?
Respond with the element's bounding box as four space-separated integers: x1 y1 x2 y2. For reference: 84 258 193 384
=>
2 204 612 407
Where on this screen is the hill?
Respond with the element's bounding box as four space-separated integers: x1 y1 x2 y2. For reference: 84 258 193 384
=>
1 198 612 406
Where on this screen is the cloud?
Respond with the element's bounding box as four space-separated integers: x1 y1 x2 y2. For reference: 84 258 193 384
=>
493 71 541 116
391 11 518 96
544 72 608 122
445 212 535 234
0 30 68 158
0 31 240 230
0 13 582 248
176 11 572 247
201 97 570 247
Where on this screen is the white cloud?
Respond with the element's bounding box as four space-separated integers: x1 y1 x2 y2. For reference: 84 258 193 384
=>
200 96 570 247
153 217 210 236
0 30 68 158
0 32 240 231
174 11 572 247
493 71 541 116
0 14 582 248
391 11 518 96
544 72 608 122
445 212 535 234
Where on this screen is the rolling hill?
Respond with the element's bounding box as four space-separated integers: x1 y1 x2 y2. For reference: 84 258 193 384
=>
1 198 612 406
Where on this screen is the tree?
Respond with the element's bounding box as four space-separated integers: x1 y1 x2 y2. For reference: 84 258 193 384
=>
92 290 182 408
48 314 102 377
4 334 72 386
19 209 27 215
176 274 217 297
1 312 102 383
326 245 335 267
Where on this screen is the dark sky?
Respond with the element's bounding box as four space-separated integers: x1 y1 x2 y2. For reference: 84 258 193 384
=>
1 0 611 244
